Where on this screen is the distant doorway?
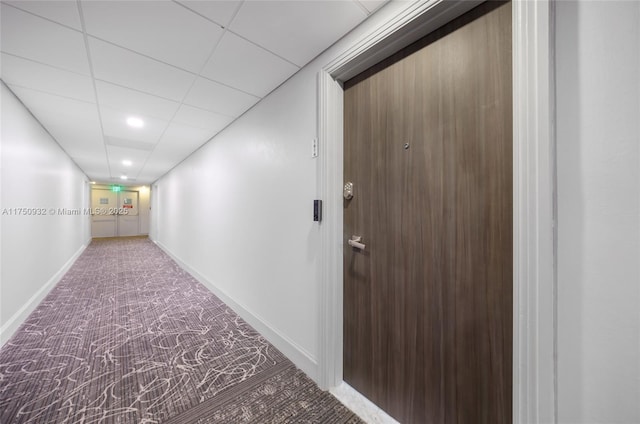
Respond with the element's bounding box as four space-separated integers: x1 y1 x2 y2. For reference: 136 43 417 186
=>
91 188 139 237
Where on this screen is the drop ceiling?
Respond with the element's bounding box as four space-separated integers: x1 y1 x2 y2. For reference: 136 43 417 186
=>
1 0 387 184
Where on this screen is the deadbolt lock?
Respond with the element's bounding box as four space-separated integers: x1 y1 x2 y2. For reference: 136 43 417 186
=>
343 182 354 200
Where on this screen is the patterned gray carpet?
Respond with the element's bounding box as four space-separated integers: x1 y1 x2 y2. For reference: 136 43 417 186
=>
0 237 361 424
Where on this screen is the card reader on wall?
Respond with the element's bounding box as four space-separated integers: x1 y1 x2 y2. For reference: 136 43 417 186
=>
314 200 322 222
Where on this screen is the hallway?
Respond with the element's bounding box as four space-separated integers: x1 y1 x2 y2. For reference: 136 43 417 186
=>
0 237 361 423
2 1 639 423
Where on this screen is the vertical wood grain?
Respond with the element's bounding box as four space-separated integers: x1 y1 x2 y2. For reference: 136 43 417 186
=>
343 2 512 423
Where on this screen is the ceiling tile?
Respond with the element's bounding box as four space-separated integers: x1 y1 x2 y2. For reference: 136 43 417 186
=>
151 123 216 172
4 0 82 30
135 175 161 183
106 145 151 178
95 81 180 122
0 3 90 75
64 146 109 176
184 77 260 117
155 122 215 156
81 1 224 73
8 85 104 150
72 156 111 179
72 154 107 166
176 1 240 27
173 104 234 132
137 159 181 181
357 0 389 14
99 106 169 145
64 141 106 160
201 32 299 98
136 168 175 183
140 160 179 173
139 122 214 181
106 145 151 166
229 1 366 67
1 53 95 103
105 137 155 152
89 37 195 102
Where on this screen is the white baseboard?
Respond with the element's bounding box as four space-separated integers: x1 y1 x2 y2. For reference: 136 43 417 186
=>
331 382 400 424
0 243 88 346
152 240 319 382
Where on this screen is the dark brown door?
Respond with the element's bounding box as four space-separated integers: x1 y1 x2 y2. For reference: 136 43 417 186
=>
343 2 512 423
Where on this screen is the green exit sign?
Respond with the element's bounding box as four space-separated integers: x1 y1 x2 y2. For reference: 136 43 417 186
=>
111 185 122 192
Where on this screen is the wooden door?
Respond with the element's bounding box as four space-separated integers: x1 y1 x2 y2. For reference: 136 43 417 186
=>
343 2 512 423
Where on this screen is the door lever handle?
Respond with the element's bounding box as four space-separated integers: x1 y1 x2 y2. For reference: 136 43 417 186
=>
348 235 365 250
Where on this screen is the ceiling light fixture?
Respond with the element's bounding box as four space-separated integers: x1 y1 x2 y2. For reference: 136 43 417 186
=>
126 117 144 128
122 160 132 166
120 175 128 180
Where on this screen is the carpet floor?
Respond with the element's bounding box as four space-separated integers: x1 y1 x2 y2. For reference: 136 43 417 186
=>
0 237 361 424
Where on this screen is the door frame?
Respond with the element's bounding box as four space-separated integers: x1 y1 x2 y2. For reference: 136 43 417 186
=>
316 1 557 423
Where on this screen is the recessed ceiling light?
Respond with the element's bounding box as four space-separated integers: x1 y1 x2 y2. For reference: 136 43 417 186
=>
122 160 132 166
126 117 144 128
120 175 128 180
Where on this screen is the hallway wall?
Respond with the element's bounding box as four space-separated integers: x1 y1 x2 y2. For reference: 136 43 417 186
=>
152 69 321 375
137 185 150 235
556 1 640 422
150 1 413 380
1 82 91 344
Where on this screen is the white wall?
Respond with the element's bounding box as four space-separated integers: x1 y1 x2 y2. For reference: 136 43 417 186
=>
556 1 640 423
153 51 322 376
151 2 414 380
136 185 150 235
0 82 91 344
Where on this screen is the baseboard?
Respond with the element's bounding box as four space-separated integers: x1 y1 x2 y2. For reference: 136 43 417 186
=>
330 382 400 424
153 240 319 382
0 243 87 346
